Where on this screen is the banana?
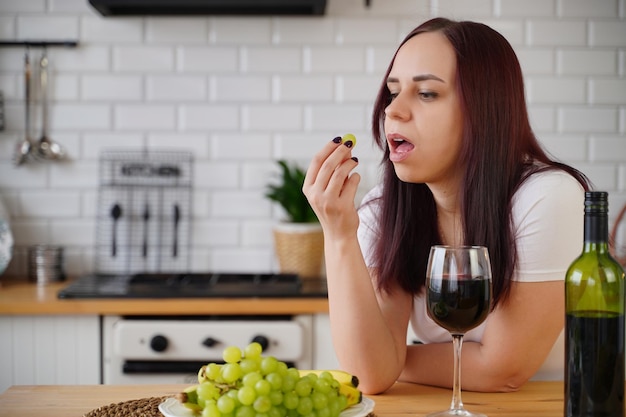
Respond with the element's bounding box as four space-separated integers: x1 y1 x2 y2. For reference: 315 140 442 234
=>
297 369 362 409
189 367 362 414
338 383 362 408
175 384 202 412
197 365 207 383
198 363 224 384
297 369 360 388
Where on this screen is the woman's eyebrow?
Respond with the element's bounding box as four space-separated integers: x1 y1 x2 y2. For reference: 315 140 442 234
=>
413 74 444 82
387 74 445 83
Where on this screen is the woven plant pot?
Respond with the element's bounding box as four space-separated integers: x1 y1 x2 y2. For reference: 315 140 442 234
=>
273 222 324 279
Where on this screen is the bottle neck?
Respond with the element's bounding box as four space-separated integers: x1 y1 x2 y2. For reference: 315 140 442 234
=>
583 213 609 251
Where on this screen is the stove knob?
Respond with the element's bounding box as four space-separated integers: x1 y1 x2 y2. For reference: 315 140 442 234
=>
202 337 220 348
250 335 269 351
150 335 169 352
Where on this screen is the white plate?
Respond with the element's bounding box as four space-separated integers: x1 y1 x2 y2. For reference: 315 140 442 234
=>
159 396 375 417
341 397 375 417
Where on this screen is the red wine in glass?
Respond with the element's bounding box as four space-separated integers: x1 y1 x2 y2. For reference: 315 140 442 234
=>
425 245 492 417
427 275 491 335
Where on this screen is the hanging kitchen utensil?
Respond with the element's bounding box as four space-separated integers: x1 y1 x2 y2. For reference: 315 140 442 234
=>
36 48 65 160
110 203 122 257
172 203 180 257
13 48 33 166
142 202 149 258
0 90 5 131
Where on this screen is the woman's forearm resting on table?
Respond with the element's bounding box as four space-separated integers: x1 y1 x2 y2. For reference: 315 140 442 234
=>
331 281 564 394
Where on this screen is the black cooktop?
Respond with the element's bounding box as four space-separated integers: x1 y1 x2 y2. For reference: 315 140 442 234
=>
57 273 327 299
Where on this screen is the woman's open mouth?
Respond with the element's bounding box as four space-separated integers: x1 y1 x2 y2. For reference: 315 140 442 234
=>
387 134 415 162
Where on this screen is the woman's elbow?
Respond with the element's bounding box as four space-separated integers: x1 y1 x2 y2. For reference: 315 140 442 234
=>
480 367 533 393
356 378 396 395
353 371 398 395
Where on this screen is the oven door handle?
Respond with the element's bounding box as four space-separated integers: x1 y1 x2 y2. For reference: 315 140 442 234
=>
123 360 211 374
121 359 295 374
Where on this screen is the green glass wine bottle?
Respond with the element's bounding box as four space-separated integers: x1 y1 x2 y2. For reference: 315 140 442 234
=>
565 191 625 417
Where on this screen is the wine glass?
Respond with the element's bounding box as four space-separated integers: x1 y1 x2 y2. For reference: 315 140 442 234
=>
425 245 492 417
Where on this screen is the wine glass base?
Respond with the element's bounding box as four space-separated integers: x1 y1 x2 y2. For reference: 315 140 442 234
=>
426 409 487 417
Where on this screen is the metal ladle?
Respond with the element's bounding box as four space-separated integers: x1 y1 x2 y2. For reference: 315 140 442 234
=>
36 48 65 160
13 49 33 166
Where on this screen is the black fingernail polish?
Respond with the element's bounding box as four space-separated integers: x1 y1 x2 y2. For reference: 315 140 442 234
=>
343 140 353 148
332 136 342 144
351 156 359 163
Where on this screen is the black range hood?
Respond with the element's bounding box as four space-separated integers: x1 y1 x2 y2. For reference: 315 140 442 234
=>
88 0 327 16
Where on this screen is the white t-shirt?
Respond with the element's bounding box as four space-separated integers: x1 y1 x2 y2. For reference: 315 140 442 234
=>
356 170 585 380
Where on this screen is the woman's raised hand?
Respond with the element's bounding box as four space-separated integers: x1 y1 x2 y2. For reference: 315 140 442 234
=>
302 135 361 240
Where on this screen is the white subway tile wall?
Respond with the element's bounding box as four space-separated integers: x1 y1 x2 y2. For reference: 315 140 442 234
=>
0 0 624 277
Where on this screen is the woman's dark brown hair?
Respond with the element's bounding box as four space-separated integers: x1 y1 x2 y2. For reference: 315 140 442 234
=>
369 18 589 307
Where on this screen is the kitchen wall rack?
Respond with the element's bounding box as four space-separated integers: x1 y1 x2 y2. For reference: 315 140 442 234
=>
0 41 78 48
95 150 193 275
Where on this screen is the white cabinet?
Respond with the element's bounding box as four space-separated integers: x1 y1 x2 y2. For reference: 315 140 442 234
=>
407 324 421 345
0 315 100 394
313 313 339 369
312 313 422 370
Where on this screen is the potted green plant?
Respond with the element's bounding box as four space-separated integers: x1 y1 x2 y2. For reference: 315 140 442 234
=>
265 160 324 279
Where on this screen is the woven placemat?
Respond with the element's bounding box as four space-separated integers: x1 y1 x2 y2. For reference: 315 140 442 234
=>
83 396 376 417
83 396 170 417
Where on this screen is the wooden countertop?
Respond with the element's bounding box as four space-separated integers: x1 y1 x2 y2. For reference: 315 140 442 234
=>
0 381 566 417
0 280 329 316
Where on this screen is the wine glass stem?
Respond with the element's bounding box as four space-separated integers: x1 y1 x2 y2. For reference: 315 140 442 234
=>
450 334 465 411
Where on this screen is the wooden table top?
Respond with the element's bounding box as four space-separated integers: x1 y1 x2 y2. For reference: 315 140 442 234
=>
0 280 329 315
0 381 566 417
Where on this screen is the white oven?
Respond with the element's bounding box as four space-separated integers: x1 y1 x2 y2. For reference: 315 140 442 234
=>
102 314 314 384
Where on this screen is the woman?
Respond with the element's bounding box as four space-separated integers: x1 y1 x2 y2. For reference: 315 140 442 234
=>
303 18 590 394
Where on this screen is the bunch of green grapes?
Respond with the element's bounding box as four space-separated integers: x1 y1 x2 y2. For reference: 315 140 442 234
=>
186 342 349 417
